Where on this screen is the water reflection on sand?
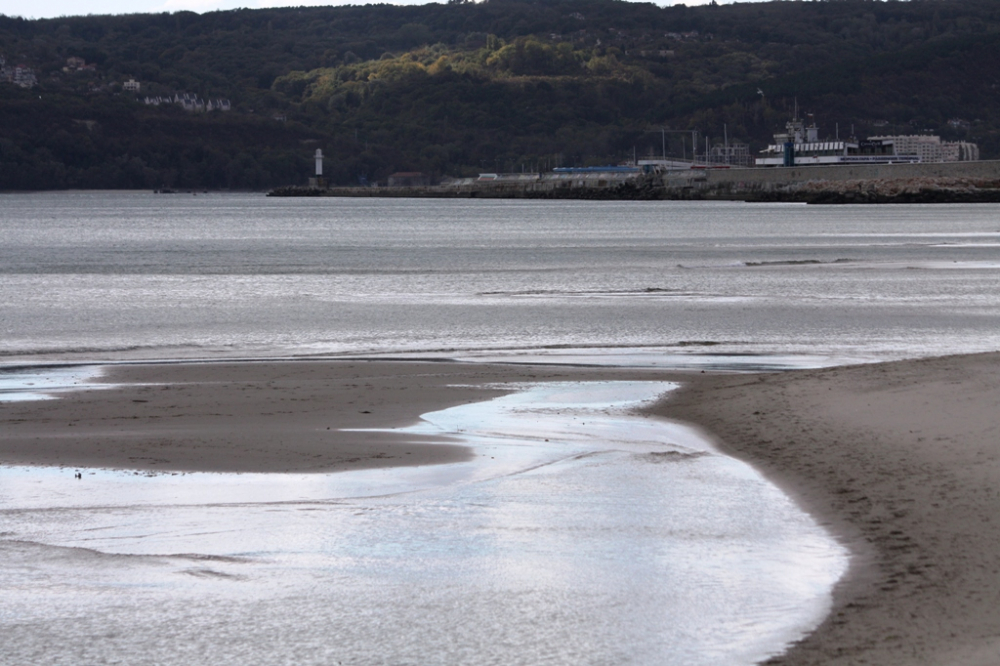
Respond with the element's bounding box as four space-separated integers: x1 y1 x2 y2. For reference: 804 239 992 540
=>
0 381 847 665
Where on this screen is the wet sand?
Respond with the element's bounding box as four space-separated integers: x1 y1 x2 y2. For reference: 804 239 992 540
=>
650 351 1000 665
0 360 681 473
5 353 1000 664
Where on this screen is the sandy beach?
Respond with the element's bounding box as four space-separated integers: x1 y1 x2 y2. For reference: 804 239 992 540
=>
652 351 1000 665
4 353 1000 664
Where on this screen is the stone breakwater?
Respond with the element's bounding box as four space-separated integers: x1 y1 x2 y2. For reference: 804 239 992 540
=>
701 160 1000 203
269 160 1000 204
267 177 667 200
745 176 1000 204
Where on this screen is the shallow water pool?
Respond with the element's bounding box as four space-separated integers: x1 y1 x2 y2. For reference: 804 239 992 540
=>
0 381 847 665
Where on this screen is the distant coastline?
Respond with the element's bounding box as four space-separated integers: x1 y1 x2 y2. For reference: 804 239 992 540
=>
270 160 1000 204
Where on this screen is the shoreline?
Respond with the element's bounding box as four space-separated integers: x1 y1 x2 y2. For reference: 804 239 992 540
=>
266 180 1000 204
0 359 847 666
5 353 1000 663
0 360 688 473
648 351 1000 665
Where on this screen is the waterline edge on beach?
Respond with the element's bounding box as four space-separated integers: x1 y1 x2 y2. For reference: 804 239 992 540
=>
0 358 852 665
650 350 1000 665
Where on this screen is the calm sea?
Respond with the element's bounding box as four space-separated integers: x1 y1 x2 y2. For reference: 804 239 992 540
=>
3 192 1000 365
2 192 999 664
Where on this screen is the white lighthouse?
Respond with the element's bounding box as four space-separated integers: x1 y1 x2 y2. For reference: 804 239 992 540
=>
309 149 326 188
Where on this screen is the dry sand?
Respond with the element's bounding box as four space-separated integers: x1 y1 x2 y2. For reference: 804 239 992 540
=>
5 353 1000 664
651 351 1000 665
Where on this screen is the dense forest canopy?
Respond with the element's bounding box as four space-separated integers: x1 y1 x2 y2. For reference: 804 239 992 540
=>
2 0 1000 189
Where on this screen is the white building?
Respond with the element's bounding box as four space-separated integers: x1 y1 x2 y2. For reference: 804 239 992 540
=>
868 135 979 162
142 93 230 112
175 92 204 111
12 65 37 88
123 79 141 92
757 115 921 167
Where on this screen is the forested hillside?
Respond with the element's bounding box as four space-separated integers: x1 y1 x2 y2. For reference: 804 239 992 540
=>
2 0 1000 190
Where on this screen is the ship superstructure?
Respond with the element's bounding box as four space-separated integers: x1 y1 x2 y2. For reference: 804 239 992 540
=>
756 114 919 167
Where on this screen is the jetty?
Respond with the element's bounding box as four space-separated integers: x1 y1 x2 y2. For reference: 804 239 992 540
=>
269 160 1000 204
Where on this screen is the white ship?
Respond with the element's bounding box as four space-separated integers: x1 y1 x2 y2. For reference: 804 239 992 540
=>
756 114 919 167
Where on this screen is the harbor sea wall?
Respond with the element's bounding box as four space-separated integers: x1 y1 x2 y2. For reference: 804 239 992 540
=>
698 160 1000 189
690 160 1000 203
269 160 1000 201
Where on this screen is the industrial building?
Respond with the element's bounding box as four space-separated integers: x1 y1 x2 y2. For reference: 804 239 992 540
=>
757 114 979 167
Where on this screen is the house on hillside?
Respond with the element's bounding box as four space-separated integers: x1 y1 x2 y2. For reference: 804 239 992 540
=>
0 56 37 88
13 65 37 88
175 93 204 111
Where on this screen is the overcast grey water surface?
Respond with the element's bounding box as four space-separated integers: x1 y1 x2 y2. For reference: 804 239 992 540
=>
4 192 1000 365
3 193 1000 664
